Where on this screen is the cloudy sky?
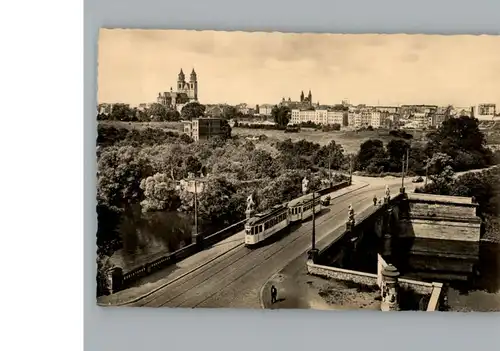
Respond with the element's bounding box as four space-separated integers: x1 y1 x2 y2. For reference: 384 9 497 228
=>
98 29 500 107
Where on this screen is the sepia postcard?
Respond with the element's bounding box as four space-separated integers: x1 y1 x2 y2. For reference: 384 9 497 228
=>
96 29 500 311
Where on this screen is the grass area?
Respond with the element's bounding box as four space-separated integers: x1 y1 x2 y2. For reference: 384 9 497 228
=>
98 121 430 155
233 127 426 154
98 120 184 132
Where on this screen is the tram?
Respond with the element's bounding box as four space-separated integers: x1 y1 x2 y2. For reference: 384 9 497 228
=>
244 204 289 246
287 192 322 223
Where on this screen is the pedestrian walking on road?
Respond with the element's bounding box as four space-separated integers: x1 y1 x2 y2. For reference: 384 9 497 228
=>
373 195 377 206
270 285 277 304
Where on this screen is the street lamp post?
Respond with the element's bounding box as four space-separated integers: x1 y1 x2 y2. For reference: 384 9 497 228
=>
349 157 353 185
400 155 406 194
188 173 203 248
303 177 319 262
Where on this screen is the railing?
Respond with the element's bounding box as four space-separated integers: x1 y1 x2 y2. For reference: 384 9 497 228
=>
317 181 350 196
121 218 248 286
112 180 351 293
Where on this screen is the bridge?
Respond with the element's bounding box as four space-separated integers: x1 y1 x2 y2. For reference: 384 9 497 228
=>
98 175 422 307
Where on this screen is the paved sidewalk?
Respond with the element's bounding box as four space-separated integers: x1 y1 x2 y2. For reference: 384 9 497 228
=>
98 181 367 306
98 231 245 306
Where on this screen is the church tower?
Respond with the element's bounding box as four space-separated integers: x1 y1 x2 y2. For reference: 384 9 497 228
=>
300 91 304 102
178 69 186 91
308 90 312 103
189 68 198 101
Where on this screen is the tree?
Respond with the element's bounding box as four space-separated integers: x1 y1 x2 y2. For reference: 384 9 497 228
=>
426 116 490 170
247 149 280 179
110 103 134 121
221 105 241 120
181 102 206 120
147 103 168 121
139 173 180 212
184 156 203 176
386 139 411 172
97 145 153 210
356 139 386 171
314 140 345 170
425 152 455 194
271 105 291 127
179 133 194 144
220 119 232 139
198 176 243 224
166 110 181 121
257 170 304 210
434 116 486 152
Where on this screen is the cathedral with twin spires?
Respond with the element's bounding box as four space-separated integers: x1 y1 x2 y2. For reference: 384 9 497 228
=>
157 68 199 111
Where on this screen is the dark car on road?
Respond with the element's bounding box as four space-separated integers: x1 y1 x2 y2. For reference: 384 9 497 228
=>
412 176 424 183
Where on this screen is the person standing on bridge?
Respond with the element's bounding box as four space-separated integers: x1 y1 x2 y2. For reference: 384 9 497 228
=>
270 285 278 304
373 195 378 206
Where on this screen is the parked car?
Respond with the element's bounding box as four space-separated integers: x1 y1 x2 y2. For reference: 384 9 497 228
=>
412 176 424 183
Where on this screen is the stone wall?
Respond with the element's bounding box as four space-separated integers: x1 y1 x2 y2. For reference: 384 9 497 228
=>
307 260 378 286
309 256 443 311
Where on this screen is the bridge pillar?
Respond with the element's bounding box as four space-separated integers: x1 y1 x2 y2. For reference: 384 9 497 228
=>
106 267 123 295
381 264 400 311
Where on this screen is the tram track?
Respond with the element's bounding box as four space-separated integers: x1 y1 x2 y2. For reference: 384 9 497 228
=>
139 187 374 307
161 196 369 308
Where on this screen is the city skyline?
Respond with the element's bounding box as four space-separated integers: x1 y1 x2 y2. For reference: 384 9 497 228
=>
98 29 500 108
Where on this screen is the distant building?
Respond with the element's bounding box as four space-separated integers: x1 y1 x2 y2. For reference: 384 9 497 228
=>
373 106 399 114
182 118 225 142
476 103 496 120
290 109 344 125
205 104 223 118
98 103 113 115
370 110 382 128
452 106 473 118
279 90 316 110
257 104 274 116
157 68 199 112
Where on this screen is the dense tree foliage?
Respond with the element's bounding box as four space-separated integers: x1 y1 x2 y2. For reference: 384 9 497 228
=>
354 116 498 175
97 103 181 122
181 102 206 120
356 139 387 172
427 116 492 171
139 173 180 212
272 105 292 127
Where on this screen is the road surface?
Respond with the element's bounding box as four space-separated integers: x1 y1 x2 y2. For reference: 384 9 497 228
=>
129 177 416 308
